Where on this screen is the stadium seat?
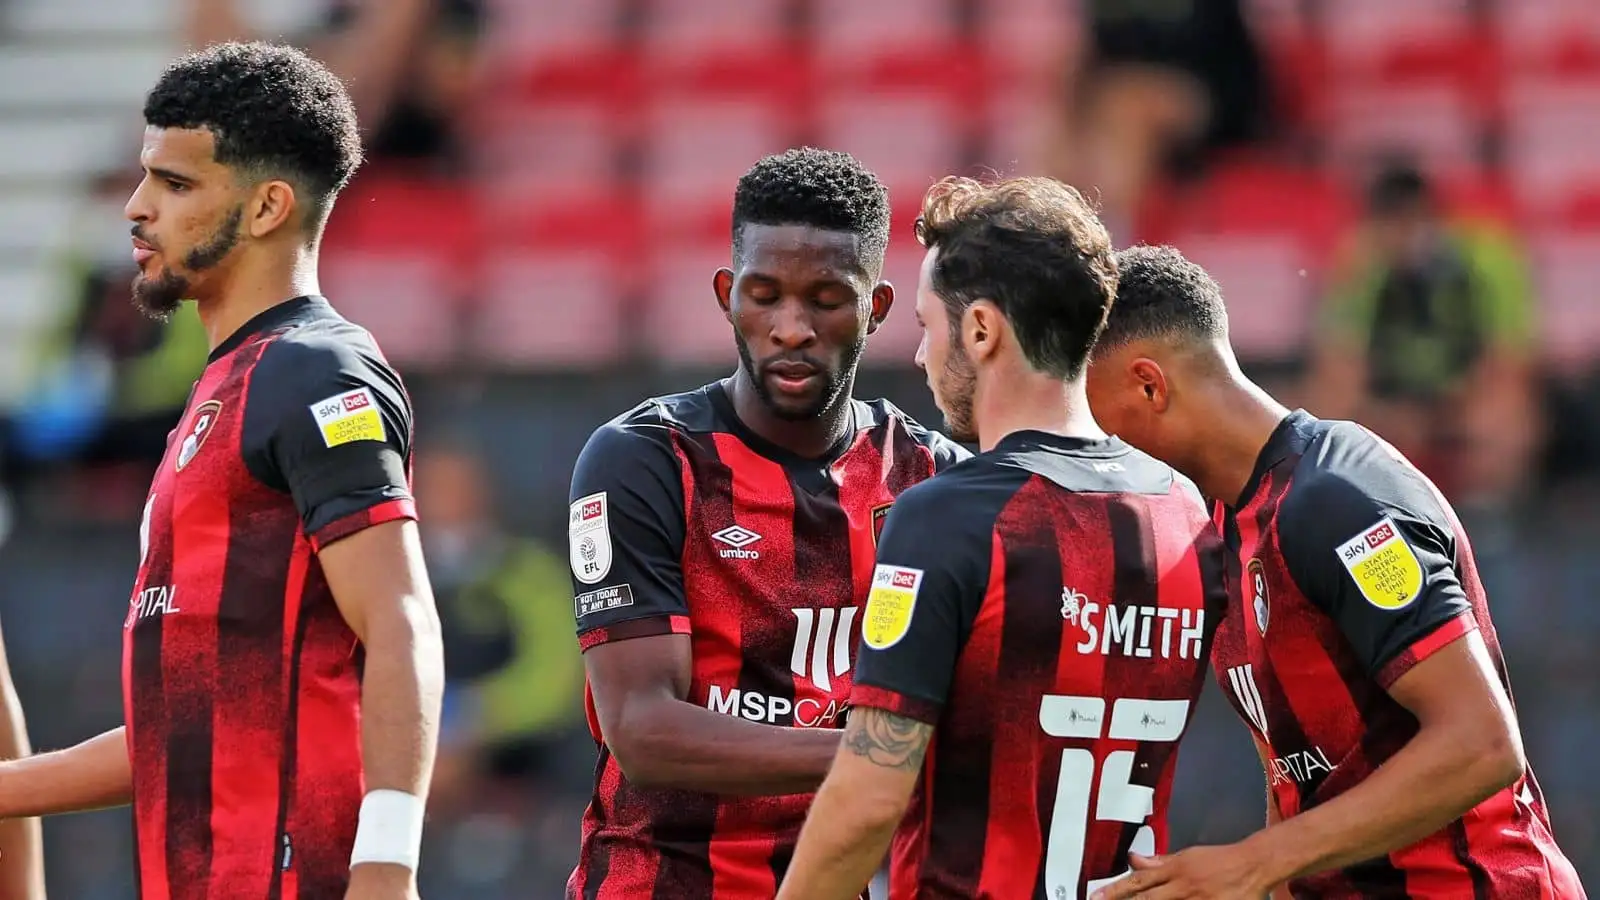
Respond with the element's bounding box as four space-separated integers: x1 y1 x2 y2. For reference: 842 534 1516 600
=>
1530 230 1600 374
639 240 741 367
640 0 792 61
473 248 628 368
976 0 1084 80
809 0 958 57
1493 0 1600 75
0 46 170 111
0 191 75 257
639 99 800 226
468 100 623 205
1504 77 1600 219
814 93 965 196
482 0 624 59
978 81 1059 176
1323 84 1488 180
1166 233 1317 364
1320 0 1478 78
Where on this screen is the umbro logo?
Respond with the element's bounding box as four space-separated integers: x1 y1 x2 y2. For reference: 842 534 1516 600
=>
712 525 762 560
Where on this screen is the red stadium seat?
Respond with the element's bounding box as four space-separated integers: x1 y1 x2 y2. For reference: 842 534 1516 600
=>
472 248 628 368
977 0 1085 81
1321 0 1478 77
1529 230 1600 374
640 0 792 60
1169 233 1318 364
814 93 964 196
482 0 624 59
639 99 798 228
639 240 741 366
469 100 623 204
1323 84 1489 180
1504 77 1600 218
809 0 959 57
1493 0 1600 75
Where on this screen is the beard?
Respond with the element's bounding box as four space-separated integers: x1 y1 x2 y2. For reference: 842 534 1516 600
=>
131 204 244 320
734 331 865 422
936 339 979 443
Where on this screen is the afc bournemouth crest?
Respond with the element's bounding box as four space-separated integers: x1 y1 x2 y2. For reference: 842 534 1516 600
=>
870 503 893 547
1246 557 1269 636
176 400 222 471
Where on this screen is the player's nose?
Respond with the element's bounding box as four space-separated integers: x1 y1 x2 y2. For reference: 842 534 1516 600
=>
124 179 154 223
768 299 817 348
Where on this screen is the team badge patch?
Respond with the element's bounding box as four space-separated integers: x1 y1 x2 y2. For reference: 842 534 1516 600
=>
863 564 922 650
175 400 222 471
569 492 613 585
1336 516 1424 610
870 503 892 547
1246 557 1269 636
309 387 386 448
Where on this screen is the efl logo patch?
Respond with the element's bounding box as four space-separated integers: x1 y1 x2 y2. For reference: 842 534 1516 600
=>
175 400 222 471
309 387 385 448
569 492 612 585
863 564 923 650
1336 516 1424 610
870 503 892 547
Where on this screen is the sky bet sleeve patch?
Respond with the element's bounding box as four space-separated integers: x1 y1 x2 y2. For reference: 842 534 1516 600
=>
863 564 924 650
1336 516 1425 610
308 387 386 448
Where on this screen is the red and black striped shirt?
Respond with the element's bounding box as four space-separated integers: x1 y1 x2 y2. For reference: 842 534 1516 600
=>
565 381 966 899
125 296 416 900
850 430 1228 899
1215 409 1584 898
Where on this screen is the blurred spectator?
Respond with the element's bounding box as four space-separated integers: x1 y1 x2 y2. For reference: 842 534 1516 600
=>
1047 0 1276 240
0 168 207 517
184 0 485 176
1306 161 1543 516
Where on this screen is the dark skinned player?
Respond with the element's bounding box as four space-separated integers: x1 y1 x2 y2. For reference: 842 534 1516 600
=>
565 148 968 899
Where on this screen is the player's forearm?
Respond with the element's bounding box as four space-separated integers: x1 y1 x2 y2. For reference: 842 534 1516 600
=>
611 701 840 795
358 603 444 800
1243 719 1522 887
0 727 131 819
0 675 43 898
776 776 899 900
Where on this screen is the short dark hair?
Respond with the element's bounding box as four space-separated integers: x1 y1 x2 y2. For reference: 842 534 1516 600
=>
915 175 1117 380
1097 245 1229 349
143 41 363 235
731 148 891 271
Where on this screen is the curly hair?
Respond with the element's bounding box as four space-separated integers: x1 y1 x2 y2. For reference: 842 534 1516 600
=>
915 175 1117 380
1096 245 1229 349
143 41 363 234
731 147 891 271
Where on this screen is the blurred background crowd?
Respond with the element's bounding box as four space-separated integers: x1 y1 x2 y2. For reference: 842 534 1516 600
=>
0 0 1597 895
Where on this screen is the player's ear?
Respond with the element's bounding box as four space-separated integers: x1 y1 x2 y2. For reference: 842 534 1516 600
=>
964 300 1002 363
865 281 894 334
713 268 735 321
1131 357 1170 413
248 179 297 239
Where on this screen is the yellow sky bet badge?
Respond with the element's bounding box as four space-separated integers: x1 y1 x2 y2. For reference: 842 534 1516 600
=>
1336 516 1424 610
309 387 386 448
863 564 923 649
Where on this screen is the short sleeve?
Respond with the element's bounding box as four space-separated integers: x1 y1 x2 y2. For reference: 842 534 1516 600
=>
567 421 690 651
851 479 991 724
1278 470 1475 688
241 337 414 551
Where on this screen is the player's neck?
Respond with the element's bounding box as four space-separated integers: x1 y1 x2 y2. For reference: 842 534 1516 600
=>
974 370 1104 453
196 249 320 353
1188 376 1292 507
726 371 854 459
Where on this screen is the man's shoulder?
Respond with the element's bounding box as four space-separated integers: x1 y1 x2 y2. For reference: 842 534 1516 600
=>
1284 419 1453 528
853 397 971 466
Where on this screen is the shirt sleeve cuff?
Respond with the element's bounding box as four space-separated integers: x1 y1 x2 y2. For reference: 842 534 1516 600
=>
578 614 692 652
308 497 417 551
850 684 943 725
1375 611 1477 689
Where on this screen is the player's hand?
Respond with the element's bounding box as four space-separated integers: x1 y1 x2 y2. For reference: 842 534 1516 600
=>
1089 845 1275 900
345 862 419 900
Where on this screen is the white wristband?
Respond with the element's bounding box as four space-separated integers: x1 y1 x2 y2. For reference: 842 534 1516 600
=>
349 789 425 871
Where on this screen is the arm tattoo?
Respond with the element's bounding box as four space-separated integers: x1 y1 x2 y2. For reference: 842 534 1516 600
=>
843 707 933 772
